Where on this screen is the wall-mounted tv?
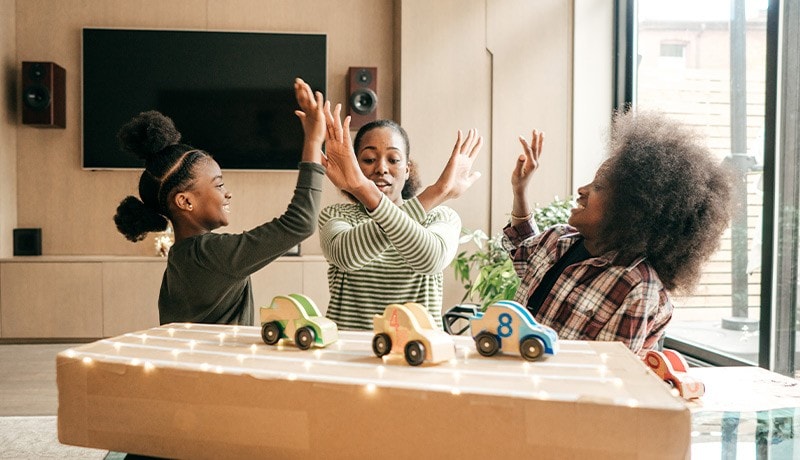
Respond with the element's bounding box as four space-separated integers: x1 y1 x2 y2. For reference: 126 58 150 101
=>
82 28 326 170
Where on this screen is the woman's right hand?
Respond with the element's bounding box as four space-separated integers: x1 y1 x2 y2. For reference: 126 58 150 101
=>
511 129 544 196
322 102 382 210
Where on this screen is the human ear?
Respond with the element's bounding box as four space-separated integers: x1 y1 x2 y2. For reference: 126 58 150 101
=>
405 160 411 181
175 192 194 212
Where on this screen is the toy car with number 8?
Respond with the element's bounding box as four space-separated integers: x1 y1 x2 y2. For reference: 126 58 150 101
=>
468 300 558 361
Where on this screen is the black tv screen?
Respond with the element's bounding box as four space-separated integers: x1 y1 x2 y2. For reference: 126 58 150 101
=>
82 28 326 170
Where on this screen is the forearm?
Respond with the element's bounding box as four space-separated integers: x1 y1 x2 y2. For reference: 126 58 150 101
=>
320 217 391 271
370 198 460 274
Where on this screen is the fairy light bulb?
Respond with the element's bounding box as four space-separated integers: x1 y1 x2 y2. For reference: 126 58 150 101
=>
167 327 175 337
144 361 155 372
365 383 377 394
82 356 93 365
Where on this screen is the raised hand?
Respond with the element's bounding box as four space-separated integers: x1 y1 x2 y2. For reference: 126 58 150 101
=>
294 78 325 163
417 129 483 211
322 102 381 209
512 129 544 196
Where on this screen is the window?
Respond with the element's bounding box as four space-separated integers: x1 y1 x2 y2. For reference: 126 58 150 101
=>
624 0 799 374
659 42 685 57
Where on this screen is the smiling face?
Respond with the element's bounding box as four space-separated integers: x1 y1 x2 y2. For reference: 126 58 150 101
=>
186 159 231 231
356 126 410 205
568 162 611 251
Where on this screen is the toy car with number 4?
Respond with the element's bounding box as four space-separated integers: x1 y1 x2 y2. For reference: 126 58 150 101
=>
260 294 338 350
644 349 705 400
468 300 558 361
372 303 456 366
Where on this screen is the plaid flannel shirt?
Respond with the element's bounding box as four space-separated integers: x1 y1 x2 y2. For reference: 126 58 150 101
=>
503 221 673 356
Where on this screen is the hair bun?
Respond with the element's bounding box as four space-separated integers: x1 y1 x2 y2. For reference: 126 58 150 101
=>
117 110 182 161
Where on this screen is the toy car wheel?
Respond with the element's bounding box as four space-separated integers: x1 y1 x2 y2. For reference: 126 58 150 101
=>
404 341 426 366
295 326 315 350
475 332 500 357
519 336 545 361
372 333 392 358
261 322 282 345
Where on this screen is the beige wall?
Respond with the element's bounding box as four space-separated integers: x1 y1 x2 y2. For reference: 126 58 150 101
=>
5 0 615 313
0 0 17 258
12 0 395 257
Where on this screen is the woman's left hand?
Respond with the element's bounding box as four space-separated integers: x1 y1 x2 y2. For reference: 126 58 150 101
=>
432 128 484 200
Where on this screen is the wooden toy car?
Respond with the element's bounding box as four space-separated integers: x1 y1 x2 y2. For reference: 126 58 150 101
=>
260 294 338 350
468 300 558 361
372 303 456 366
644 349 705 400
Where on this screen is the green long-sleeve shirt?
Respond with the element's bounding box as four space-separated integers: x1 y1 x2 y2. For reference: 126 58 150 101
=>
158 162 325 326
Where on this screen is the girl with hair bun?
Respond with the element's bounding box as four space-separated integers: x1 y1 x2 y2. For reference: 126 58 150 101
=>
114 78 333 326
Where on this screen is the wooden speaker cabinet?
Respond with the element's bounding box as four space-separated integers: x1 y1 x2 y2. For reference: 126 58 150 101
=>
347 67 377 130
22 61 66 128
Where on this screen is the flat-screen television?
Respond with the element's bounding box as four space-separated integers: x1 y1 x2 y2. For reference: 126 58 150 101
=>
82 28 326 170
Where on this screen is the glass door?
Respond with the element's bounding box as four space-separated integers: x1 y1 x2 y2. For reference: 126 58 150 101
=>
633 0 769 365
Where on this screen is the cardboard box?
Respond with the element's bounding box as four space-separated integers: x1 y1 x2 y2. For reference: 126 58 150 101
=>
57 324 690 459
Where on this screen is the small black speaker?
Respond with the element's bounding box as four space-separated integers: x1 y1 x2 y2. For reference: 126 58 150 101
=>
13 228 42 256
347 67 378 130
22 61 66 128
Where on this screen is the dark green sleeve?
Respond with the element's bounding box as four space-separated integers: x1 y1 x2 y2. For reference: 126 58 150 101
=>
192 162 325 277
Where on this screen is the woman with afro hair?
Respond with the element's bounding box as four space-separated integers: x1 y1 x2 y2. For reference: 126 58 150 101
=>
113 79 341 326
504 110 732 356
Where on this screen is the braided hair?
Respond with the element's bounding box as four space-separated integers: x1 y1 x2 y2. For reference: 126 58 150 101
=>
113 111 213 242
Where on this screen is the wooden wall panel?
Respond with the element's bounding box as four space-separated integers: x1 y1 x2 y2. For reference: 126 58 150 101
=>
0 0 17 259
102 260 165 336
13 0 393 257
1 262 103 338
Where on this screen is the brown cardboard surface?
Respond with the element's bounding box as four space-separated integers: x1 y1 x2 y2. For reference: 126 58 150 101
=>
57 323 690 459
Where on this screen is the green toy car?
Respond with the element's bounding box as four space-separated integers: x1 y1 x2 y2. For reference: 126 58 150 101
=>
260 294 338 350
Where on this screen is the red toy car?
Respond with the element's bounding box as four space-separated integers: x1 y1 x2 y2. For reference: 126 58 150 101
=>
644 349 705 400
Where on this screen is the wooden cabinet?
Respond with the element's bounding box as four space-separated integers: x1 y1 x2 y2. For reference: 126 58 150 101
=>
0 256 329 340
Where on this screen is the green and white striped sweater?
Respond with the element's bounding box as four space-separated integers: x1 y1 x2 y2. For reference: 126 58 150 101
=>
318 195 461 330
